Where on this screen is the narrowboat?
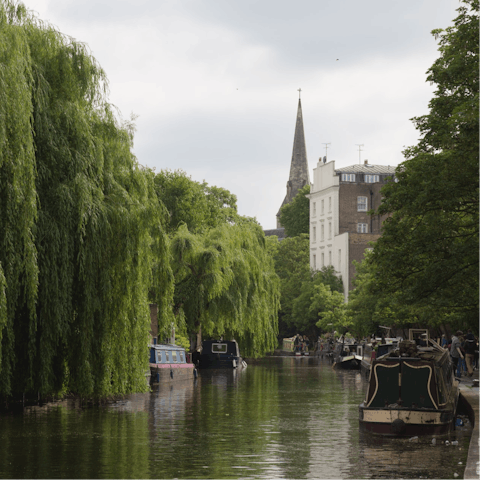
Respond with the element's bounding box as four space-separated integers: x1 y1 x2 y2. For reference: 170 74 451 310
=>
149 343 196 385
359 330 460 436
333 341 362 369
195 340 247 369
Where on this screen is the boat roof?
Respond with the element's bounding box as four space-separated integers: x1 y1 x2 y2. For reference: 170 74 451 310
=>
150 344 186 352
377 339 449 364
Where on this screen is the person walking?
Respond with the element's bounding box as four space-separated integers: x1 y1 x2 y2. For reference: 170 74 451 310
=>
450 331 464 377
464 330 476 377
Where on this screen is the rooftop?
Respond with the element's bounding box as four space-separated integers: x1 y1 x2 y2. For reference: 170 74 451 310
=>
335 164 397 175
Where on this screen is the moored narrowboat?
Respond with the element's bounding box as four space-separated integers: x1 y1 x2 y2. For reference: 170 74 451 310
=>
333 341 362 369
149 344 196 385
359 330 460 436
195 340 247 369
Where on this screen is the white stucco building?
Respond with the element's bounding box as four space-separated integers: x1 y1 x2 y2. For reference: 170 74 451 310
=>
308 159 396 300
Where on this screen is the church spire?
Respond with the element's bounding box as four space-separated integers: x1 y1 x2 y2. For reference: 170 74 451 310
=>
277 95 311 227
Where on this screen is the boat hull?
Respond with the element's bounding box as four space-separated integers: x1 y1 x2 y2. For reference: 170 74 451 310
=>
197 355 245 369
334 355 361 370
150 363 196 384
359 403 456 436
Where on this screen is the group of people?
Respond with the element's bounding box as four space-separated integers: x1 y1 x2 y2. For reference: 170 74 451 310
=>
294 334 310 353
445 330 478 377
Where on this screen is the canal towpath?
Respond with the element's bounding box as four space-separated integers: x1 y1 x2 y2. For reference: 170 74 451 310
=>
460 370 479 480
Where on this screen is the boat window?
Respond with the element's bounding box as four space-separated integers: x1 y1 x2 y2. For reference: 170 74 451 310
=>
179 352 185 362
171 351 178 362
156 351 163 363
212 343 228 354
165 351 170 363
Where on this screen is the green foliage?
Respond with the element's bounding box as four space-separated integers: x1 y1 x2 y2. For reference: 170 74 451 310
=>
169 221 280 357
313 284 348 334
154 169 238 234
0 2 173 399
269 234 310 335
278 185 310 237
292 267 345 337
270 231 344 340
370 0 479 331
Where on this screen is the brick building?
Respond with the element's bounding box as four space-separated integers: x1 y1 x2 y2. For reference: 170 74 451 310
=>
308 159 396 299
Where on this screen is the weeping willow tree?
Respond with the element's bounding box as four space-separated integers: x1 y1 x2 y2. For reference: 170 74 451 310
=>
0 1 172 399
170 220 280 357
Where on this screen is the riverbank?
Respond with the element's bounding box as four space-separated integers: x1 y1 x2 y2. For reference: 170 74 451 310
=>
460 371 479 480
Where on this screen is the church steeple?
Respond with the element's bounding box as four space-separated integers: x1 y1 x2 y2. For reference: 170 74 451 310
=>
277 96 311 227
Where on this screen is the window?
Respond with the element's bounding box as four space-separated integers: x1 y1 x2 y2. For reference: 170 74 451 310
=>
357 196 368 212
329 222 332 239
321 224 324 241
165 351 170 362
342 174 355 182
321 199 324 214
313 254 316 269
357 223 368 233
328 251 332 265
338 249 341 269
321 253 324 267
212 343 227 353
171 351 178 362
365 175 379 183
329 197 332 212
179 352 185 362
313 202 316 215
313 226 316 241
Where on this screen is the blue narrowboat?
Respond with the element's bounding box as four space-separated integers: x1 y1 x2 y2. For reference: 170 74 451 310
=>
149 343 196 385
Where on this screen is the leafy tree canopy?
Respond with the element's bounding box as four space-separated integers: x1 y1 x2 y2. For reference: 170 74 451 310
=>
370 0 479 330
170 221 280 357
154 169 238 234
291 267 344 339
278 185 310 237
268 234 310 336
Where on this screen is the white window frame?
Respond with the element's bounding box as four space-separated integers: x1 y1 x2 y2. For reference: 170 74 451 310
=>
342 174 356 182
357 223 368 234
357 196 368 212
212 343 227 353
365 175 379 183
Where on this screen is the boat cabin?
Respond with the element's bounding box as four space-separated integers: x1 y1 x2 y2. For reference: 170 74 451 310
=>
149 344 195 385
196 340 246 369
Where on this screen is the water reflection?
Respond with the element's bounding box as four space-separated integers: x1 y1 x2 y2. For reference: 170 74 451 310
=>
0 357 471 479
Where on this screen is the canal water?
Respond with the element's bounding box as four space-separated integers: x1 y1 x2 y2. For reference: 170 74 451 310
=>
0 357 472 479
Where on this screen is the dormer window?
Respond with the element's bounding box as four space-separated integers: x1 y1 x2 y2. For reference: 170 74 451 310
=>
365 175 379 183
342 174 355 182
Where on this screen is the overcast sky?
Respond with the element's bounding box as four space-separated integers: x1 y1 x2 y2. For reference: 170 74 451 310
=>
24 0 460 229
